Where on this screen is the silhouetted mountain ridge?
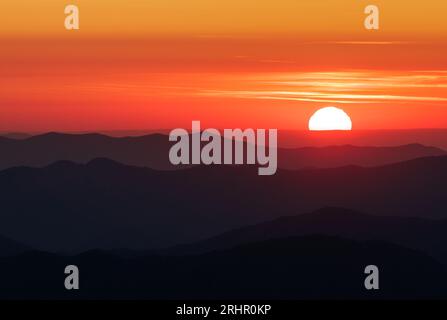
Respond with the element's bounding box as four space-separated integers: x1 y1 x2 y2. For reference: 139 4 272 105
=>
165 207 447 264
0 132 444 171
0 234 32 257
0 132 176 171
0 132 32 140
280 143 446 169
0 235 445 299
1 156 447 252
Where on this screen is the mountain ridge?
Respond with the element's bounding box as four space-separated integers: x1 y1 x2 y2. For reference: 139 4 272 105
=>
0 132 445 171
163 207 447 264
1 235 445 299
1 157 447 252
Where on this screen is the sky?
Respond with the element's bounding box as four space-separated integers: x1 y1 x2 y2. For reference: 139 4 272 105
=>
1 0 447 132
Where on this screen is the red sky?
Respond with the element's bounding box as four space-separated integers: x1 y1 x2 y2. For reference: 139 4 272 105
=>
1 1 447 132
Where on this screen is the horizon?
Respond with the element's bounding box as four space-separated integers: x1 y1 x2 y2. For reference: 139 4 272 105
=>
4 127 447 151
6 127 447 135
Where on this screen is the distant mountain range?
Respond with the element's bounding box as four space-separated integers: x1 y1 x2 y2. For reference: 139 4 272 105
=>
278 129 447 150
0 133 32 140
0 132 177 171
1 235 446 299
1 156 447 252
1 131 446 299
0 235 32 257
0 132 444 171
280 144 445 169
6 128 447 149
165 207 447 264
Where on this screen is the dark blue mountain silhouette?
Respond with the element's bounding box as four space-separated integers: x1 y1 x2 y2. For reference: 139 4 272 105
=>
0 236 445 299
1 156 447 252
0 235 32 257
164 207 447 263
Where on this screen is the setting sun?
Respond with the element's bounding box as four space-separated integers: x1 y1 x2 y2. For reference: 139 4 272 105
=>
308 107 353 131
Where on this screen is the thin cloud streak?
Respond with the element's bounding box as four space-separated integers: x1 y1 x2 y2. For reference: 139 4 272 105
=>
196 70 447 105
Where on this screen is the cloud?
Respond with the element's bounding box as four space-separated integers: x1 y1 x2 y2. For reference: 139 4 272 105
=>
196 71 447 105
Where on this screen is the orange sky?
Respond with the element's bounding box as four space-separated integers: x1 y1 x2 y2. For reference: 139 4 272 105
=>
1 0 447 132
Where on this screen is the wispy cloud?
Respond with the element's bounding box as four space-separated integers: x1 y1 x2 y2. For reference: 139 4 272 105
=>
318 41 413 45
196 71 447 105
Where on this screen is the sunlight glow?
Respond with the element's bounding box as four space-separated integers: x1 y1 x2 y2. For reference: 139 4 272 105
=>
308 107 352 131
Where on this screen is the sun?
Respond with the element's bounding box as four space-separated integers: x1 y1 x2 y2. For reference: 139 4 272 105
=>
308 107 352 131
